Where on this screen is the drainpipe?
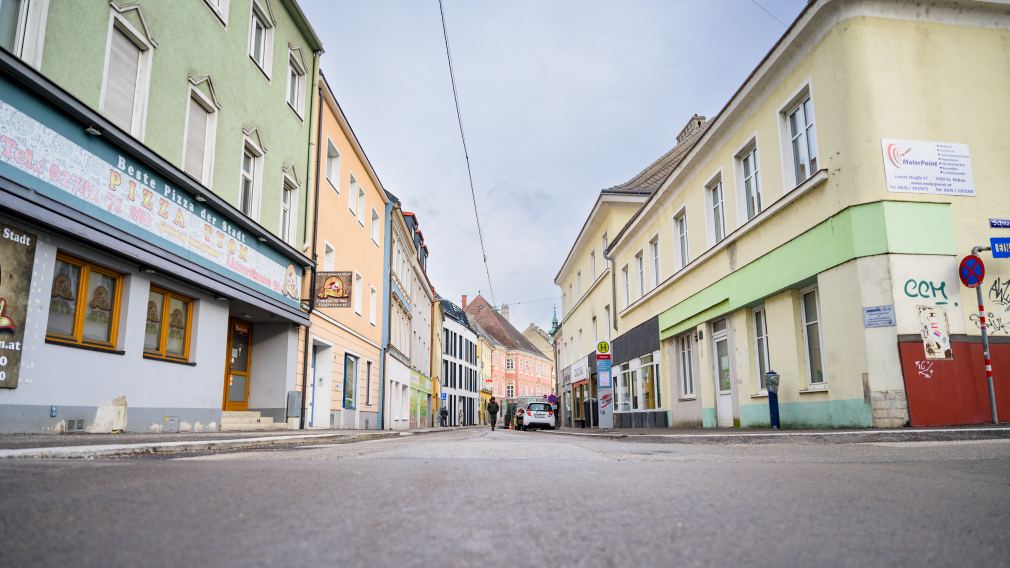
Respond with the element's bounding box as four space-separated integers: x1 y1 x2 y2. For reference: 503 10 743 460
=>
299 80 323 430
377 201 396 429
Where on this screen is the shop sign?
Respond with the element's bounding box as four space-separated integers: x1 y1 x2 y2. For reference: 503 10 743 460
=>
570 359 588 383
315 271 352 308
918 305 953 360
881 138 974 196
0 222 36 389
0 83 302 306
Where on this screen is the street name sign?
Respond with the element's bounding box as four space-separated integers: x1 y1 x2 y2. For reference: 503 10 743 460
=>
991 237 1010 259
990 218 1010 229
959 255 985 288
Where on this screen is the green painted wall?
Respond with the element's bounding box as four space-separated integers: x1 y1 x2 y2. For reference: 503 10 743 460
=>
38 0 319 242
739 399 872 429
659 201 955 339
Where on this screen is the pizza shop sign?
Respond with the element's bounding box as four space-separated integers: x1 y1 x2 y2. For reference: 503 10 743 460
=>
0 89 301 305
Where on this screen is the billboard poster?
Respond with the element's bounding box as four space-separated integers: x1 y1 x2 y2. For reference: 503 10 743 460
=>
881 138 974 196
918 305 953 360
0 222 38 389
315 271 352 308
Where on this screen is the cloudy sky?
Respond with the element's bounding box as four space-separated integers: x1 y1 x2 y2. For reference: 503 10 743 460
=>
301 0 808 330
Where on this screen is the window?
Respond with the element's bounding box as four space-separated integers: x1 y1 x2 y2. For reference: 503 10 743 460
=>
248 0 273 75
325 140 341 192
602 232 608 253
183 88 216 184
0 0 28 55
202 0 229 24
754 307 771 391
369 286 377 325
708 177 725 243
787 95 818 184
102 20 151 136
280 176 296 244
371 209 380 244
323 242 335 270
740 145 762 220
675 211 689 269
239 142 262 218
578 329 583 352
506 383 515 398
348 174 358 215
678 333 694 396
621 265 630 307
356 186 365 224
603 305 610 341
343 353 359 409
353 273 363 315
286 50 306 115
649 237 660 288
592 315 598 344
635 251 644 297
576 271 581 297
801 288 824 385
590 251 596 279
615 352 661 412
506 357 514 370
46 254 123 350
144 286 193 361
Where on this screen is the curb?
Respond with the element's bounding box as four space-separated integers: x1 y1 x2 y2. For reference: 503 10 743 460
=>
0 431 402 459
538 426 1010 445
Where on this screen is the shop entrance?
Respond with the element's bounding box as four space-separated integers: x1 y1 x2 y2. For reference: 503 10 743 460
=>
223 319 253 411
712 318 733 427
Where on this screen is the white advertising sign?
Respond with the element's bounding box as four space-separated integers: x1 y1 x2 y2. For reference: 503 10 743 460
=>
570 359 588 383
881 138 974 196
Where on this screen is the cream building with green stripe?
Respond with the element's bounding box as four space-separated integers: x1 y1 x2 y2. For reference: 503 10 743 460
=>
599 0 1010 429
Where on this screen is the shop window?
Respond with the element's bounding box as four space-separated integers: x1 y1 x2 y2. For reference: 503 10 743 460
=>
801 288 824 385
615 352 661 411
754 307 771 390
678 333 695 396
46 254 123 350
144 286 194 362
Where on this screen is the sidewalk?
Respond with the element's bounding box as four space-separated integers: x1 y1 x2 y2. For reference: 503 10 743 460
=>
540 424 1010 444
0 425 472 459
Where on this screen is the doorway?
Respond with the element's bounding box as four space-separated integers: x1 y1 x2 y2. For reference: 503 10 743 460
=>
308 341 333 428
223 319 252 411
712 318 733 427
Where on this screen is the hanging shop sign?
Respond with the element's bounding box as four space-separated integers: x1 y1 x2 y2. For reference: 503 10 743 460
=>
0 222 37 389
314 271 352 308
0 80 302 306
881 138 974 196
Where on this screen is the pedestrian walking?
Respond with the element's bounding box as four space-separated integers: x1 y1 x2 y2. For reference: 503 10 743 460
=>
487 397 500 432
439 405 448 427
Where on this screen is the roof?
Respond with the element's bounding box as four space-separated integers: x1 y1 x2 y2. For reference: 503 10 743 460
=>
440 299 475 334
604 116 710 195
464 295 548 358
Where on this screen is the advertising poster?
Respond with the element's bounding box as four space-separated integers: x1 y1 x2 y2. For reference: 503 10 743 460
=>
881 138 974 196
918 305 953 360
0 222 38 389
315 271 352 308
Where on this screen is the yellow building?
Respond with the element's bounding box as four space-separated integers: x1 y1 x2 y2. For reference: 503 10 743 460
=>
296 74 387 429
560 0 1010 429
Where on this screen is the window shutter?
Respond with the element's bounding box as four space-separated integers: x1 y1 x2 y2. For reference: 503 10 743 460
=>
103 28 142 132
184 98 209 180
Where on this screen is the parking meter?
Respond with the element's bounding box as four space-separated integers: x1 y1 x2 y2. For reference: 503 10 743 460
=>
765 370 781 429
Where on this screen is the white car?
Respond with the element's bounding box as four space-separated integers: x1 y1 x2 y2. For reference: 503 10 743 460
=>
522 402 555 430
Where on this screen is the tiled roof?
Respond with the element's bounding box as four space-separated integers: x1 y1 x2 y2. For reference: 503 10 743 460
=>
604 116 710 194
464 295 547 358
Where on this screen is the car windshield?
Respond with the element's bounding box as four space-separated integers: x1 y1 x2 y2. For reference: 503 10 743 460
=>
527 403 551 412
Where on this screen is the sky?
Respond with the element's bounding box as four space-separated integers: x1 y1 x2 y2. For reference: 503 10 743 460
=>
301 0 809 331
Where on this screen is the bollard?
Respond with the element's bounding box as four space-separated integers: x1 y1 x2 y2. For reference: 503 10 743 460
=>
765 370 781 429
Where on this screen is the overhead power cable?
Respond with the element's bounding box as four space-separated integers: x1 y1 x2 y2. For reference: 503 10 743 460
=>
748 0 788 28
437 0 496 307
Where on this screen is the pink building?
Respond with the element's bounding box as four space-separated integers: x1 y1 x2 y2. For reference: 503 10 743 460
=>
464 295 555 402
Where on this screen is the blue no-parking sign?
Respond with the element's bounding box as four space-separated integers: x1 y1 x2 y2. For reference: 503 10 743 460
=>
959 255 985 288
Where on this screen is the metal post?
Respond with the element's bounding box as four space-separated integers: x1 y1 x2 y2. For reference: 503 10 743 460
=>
971 246 999 425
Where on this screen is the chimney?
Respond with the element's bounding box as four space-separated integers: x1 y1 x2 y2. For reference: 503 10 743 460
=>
676 114 706 145
501 303 509 322
461 295 468 310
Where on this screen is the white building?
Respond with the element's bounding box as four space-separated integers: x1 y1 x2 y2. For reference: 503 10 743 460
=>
440 299 479 426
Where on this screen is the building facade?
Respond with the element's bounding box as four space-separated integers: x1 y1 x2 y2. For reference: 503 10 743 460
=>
563 0 1010 429
296 73 385 430
0 0 321 433
440 299 478 426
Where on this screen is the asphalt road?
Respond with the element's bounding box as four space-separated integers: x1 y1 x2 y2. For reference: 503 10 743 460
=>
1 429 1008 568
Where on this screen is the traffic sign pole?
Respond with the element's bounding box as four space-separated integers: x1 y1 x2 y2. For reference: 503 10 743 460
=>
969 246 999 425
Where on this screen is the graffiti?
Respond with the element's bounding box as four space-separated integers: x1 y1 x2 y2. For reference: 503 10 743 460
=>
914 360 935 380
970 312 1010 335
990 278 1010 309
903 279 948 301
